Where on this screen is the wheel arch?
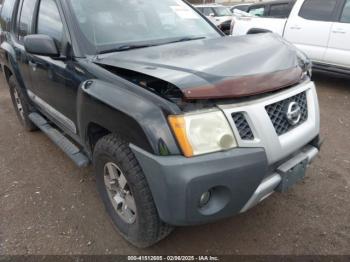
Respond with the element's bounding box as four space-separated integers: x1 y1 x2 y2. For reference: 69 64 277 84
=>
77 80 181 157
86 122 111 152
1 43 27 91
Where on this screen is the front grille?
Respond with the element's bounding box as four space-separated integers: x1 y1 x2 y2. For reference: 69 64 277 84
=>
232 113 254 140
265 92 308 136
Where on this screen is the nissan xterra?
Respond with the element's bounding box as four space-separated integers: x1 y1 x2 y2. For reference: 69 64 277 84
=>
0 0 321 247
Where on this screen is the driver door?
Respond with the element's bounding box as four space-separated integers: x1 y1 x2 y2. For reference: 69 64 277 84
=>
27 0 78 134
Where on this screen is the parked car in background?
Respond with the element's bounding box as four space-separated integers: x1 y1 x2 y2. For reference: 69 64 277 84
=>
245 0 295 17
230 9 256 35
195 4 232 34
231 0 295 36
232 0 350 74
230 4 251 13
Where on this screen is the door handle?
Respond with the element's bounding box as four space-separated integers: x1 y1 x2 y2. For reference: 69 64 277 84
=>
290 25 302 30
29 61 37 71
332 30 346 34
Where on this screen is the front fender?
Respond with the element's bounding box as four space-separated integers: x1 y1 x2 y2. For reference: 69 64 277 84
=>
77 80 181 156
0 41 16 65
0 41 26 90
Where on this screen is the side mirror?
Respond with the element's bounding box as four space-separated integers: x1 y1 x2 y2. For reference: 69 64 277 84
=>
209 13 215 17
24 35 59 57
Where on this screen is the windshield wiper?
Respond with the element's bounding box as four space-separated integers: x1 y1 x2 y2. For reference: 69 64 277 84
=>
99 44 156 54
98 36 206 54
164 36 206 45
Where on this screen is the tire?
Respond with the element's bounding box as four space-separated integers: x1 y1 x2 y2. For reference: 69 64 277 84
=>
8 76 37 132
93 134 173 248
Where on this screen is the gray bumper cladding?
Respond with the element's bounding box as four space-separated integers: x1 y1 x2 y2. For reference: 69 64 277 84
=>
240 145 319 213
130 145 268 226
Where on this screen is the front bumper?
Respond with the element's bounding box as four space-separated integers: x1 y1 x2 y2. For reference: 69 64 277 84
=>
132 80 320 226
131 141 319 226
240 144 318 213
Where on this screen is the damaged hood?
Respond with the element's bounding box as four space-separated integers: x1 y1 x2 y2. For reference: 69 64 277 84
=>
94 33 306 99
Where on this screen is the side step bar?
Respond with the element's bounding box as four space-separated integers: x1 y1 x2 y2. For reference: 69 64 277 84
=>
29 112 90 168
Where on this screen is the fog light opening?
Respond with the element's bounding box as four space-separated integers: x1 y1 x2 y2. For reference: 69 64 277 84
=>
199 191 212 208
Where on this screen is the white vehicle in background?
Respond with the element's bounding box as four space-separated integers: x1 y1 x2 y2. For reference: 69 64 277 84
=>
230 9 256 35
232 0 350 73
232 9 256 19
230 4 251 13
195 4 233 34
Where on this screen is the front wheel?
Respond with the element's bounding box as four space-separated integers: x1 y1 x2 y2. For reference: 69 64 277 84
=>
93 134 173 248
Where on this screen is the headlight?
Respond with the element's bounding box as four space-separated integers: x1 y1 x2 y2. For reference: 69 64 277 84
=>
168 109 237 157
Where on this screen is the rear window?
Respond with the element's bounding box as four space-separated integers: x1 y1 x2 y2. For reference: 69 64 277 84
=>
341 0 350 23
269 3 291 18
299 0 338 21
0 0 17 30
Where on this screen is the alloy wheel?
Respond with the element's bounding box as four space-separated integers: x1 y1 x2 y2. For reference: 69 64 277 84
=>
104 162 137 224
13 89 25 120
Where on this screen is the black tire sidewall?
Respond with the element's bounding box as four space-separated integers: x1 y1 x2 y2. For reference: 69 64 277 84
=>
94 151 144 245
8 76 36 131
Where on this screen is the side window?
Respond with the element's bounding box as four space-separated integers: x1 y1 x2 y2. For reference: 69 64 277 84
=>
299 0 338 22
203 7 213 16
0 0 17 31
249 6 265 17
234 6 249 12
37 0 63 48
269 4 291 18
341 0 350 23
196 7 203 14
17 0 37 41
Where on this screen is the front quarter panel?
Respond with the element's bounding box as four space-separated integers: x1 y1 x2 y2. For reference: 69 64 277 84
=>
1 40 20 81
0 41 16 64
77 79 181 156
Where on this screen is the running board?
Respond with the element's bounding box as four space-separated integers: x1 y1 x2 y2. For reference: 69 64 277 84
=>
29 112 90 168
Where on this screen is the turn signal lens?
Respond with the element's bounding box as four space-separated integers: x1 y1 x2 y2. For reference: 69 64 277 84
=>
168 115 194 157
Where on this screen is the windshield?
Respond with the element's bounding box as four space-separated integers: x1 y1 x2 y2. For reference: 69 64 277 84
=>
213 7 232 17
68 0 220 54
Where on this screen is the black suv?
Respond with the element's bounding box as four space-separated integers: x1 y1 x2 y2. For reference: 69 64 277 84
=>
0 0 320 248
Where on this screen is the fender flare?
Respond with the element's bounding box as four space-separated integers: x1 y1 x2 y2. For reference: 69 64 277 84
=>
1 42 27 91
77 79 181 156
1 41 16 62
